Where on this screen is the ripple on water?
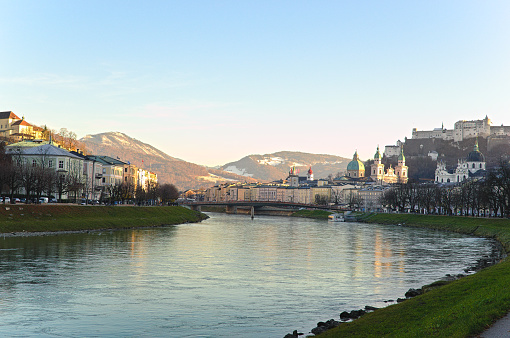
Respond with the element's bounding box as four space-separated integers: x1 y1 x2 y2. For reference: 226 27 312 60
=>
0 213 499 337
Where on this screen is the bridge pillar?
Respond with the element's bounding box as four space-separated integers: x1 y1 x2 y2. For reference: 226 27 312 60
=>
190 205 201 212
226 205 237 214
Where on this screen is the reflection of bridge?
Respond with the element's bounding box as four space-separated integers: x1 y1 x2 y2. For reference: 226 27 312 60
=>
182 201 342 215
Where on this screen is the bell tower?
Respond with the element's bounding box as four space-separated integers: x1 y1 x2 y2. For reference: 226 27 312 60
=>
371 146 385 183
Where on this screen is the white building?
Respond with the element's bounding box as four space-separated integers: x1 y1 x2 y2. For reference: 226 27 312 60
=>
412 116 496 142
6 143 85 200
435 139 486 183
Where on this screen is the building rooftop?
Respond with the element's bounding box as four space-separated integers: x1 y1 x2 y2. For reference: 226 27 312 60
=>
0 111 21 120
6 144 82 159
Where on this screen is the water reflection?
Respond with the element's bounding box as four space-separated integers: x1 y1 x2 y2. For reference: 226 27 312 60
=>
0 215 497 337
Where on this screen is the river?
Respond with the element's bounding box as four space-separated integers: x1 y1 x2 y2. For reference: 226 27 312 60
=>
0 213 497 337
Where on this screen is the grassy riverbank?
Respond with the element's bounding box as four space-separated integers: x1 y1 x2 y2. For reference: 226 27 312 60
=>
319 213 510 337
0 204 207 234
290 209 332 219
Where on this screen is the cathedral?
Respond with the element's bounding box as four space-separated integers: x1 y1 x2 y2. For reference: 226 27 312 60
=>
435 139 486 184
344 147 408 184
370 146 408 184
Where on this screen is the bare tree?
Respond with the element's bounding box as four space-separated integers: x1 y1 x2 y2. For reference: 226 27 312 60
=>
158 183 179 203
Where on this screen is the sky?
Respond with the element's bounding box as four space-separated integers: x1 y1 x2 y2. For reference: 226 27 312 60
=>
1 1 510 167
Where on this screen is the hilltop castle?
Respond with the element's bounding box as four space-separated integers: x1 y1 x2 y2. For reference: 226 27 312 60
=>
411 116 510 143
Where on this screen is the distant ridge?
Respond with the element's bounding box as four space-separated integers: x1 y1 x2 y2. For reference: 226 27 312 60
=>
220 151 351 182
80 132 257 190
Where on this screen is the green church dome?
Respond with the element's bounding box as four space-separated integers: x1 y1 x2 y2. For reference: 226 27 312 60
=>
347 151 365 171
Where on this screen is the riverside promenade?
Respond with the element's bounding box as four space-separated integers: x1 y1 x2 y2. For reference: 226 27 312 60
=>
481 314 510 337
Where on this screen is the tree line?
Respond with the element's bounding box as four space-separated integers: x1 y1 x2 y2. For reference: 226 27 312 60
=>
381 161 510 217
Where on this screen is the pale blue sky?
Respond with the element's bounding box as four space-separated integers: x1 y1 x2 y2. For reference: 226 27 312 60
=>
1 1 509 166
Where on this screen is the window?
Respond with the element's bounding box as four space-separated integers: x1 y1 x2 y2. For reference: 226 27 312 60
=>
59 160 64 169
32 159 37 167
49 160 53 168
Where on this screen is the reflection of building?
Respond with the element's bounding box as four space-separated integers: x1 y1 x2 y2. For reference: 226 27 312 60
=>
435 139 486 183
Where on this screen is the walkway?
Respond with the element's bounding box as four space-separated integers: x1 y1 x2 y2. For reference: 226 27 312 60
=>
480 313 510 337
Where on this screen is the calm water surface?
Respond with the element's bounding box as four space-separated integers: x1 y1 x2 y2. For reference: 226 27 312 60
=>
0 213 497 337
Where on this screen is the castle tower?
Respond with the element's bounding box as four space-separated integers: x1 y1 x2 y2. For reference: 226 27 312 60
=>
394 146 408 183
371 146 385 183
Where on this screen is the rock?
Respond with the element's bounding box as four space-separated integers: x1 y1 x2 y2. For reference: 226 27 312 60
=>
405 288 423 298
311 326 327 335
325 319 340 328
397 298 406 303
349 309 366 319
365 305 378 312
340 311 350 320
311 319 340 334
283 330 303 338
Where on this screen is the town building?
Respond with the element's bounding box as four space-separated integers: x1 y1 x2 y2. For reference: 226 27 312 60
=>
0 111 44 141
6 143 85 200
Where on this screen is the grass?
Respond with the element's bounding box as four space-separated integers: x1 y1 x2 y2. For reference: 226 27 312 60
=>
0 204 207 233
291 209 333 219
318 213 510 337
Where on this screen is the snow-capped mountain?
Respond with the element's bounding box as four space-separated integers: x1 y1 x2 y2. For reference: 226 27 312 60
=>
80 132 257 190
221 151 350 182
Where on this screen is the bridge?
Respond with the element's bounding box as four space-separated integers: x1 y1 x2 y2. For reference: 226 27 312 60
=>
181 201 343 215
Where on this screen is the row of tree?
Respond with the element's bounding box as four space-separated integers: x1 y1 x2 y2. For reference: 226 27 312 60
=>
381 161 510 217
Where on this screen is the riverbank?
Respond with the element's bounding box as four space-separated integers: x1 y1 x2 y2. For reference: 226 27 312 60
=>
0 204 208 235
314 213 510 337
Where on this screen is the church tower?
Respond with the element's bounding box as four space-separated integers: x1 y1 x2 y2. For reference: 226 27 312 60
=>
371 146 385 183
307 166 314 181
394 147 408 183
288 165 299 187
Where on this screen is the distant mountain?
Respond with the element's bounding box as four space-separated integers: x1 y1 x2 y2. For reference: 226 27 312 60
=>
221 151 351 182
80 132 257 190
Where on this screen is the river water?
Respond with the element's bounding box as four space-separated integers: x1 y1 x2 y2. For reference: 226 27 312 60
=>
0 213 497 337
